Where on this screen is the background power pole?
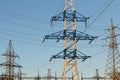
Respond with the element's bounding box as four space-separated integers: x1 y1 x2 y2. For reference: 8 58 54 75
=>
104 19 120 80
0 40 22 80
82 69 104 80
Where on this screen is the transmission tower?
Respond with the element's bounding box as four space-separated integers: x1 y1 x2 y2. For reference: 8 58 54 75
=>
34 69 41 80
46 69 52 80
0 40 22 80
43 0 97 80
82 69 104 80
104 19 120 80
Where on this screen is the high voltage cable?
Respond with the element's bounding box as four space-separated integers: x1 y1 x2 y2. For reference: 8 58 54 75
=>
0 37 65 47
0 27 42 37
0 11 50 24
89 0 112 18
0 31 41 42
85 0 114 31
0 8 47 21
89 0 114 26
92 49 108 57
0 38 40 46
54 0 64 15
0 18 44 31
0 8 51 25
21 46 45 63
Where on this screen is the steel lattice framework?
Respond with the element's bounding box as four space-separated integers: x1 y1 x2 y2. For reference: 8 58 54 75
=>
0 40 22 80
43 0 97 80
104 19 120 80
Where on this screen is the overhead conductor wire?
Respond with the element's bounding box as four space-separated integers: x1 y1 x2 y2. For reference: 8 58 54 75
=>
84 0 114 32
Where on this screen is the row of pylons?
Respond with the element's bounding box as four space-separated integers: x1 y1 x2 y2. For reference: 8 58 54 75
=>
0 0 120 80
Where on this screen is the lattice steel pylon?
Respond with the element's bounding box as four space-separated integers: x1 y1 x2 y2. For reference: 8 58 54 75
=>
0 40 22 80
43 0 97 80
104 19 120 80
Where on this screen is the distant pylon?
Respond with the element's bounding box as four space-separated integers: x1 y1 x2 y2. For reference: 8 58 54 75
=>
0 40 22 80
104 19 120 80
47 69 51 80
35 69 41 80
82 69 104 80
43 0 97 80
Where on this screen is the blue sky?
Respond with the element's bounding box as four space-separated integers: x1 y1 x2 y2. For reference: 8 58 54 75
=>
0 0 120 78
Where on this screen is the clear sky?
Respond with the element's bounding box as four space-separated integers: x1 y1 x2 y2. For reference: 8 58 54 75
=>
0 0 120 78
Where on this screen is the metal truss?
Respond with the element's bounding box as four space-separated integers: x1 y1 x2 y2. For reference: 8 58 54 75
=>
0 40 22 80
49 49 91 62
43 30 97 43
104 19 120 80
51 10 89 26
43 0 97 80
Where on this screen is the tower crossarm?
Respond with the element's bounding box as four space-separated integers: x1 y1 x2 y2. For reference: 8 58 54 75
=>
1 53 19 58
76 30 97 43
104 34 120 40
51 10 89 22
43 30 97 43
49 49 91 62
0 62 22 67
51 10 89 26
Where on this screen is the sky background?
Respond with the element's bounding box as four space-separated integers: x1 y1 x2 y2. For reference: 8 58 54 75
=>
0 0 120 78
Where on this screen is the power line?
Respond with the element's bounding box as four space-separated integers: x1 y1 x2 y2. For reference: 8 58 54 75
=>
0 36 64 47
0 37 40 46
0 31 41 42
85 0 114 31
0 11 50 24
92 49 108 57
0 8 48 21
0 27 42 37
89 0 111 18
0 18 44 31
